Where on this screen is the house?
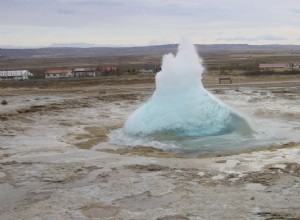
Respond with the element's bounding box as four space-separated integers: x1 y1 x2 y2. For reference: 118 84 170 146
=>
259 63 292 72
73 67 97 78
101 67 118 75
45 69 73 79
0 70 33 80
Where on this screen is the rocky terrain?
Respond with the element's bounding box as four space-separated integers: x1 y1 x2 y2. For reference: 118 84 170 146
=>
0 77 300 219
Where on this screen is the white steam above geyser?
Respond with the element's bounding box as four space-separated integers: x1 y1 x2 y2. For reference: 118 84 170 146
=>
123 38 252 137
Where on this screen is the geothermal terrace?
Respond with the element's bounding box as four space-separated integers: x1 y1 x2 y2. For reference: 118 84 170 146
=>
1 74 300 219
0 40 300 220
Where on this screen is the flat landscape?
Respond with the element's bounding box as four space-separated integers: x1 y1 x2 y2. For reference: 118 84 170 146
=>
1 45 300 220
2 0 300 218
1 44 300 79
1 71 300 219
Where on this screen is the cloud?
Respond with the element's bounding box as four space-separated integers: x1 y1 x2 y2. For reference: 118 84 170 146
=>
57 9 76 15
261 35 288 41
1 0 299 46
148 39 172 46
217 35 288 42
56 0 123 6
289 8 300 13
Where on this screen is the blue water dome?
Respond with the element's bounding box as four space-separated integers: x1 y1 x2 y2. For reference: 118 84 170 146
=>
123 38 253 138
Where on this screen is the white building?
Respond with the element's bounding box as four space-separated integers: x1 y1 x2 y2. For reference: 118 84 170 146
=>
293 63 300 70
0 70 33 80
259 63 292 72
45 69 73 79
73 67 97 78
139 69 154 74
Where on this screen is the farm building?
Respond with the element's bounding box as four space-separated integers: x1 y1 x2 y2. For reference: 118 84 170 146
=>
73 68 97 78
101 67 118 75
259 63 292 72
0 70 33 80
45 69 73 79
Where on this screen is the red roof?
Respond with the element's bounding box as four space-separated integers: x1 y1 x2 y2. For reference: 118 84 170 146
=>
45 69 72 74
101 67 118 72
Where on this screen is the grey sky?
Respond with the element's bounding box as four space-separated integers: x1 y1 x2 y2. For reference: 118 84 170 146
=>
1 0 300 47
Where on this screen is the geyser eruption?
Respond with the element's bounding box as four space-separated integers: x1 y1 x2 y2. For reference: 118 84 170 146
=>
123 39 252 138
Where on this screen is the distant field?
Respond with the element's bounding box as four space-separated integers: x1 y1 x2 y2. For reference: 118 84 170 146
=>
1 45 300 79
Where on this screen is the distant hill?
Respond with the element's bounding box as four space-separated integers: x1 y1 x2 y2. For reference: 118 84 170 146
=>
1 44 300 59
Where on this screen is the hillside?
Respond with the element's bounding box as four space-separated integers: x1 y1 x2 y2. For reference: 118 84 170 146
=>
1 44 300 59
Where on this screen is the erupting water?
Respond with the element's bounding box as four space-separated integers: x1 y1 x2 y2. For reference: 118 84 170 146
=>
108 39 284 156
124 39 252 137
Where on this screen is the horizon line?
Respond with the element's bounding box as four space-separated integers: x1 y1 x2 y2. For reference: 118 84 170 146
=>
1 43 300 49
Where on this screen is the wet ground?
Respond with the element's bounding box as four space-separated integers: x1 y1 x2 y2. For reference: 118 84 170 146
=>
0 79 300 219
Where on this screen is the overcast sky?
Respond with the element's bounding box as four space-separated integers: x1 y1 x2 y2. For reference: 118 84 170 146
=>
1 0 300 47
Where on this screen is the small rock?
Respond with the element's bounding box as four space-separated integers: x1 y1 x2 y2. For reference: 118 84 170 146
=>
1 100 8 105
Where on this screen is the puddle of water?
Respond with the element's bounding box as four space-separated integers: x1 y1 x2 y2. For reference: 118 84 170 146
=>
115 191 181 211
108 127 286 157
81 204 119 218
